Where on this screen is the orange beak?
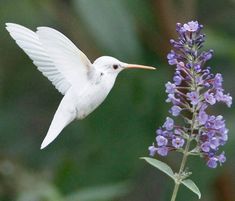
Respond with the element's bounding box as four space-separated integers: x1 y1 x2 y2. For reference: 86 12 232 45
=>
125 64 156 70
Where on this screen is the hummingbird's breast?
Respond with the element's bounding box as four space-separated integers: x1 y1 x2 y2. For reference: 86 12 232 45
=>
73 75 115 119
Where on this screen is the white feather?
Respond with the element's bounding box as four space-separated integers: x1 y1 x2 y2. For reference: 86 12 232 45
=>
36 26 93 90
5 23 92 95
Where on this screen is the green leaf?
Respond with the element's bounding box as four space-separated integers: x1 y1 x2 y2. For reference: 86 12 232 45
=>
141 157 175 180
181 179 201 199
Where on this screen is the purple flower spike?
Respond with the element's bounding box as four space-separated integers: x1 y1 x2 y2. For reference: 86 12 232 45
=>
149 21 231 169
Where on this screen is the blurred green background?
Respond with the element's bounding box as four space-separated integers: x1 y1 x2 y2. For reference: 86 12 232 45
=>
0 0 234 201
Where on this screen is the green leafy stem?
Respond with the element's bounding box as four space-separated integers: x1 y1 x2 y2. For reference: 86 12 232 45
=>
141 157 201 200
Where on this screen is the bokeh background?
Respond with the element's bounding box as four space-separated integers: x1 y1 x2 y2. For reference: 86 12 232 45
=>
0 0 234 201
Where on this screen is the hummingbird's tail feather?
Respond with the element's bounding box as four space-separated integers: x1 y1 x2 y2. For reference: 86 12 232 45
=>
40 95 76 149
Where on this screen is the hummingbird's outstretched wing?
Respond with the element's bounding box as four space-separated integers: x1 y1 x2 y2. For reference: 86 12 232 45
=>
5 23 93 95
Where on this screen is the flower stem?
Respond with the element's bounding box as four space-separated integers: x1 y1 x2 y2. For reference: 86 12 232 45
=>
170 182 180 201
170 105 197 201
170 139 191 201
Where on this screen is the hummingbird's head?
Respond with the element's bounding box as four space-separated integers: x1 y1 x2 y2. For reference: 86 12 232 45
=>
94 56 156 76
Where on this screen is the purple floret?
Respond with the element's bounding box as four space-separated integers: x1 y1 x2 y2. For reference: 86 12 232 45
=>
163 117 174 131
148 145 157 157
187 91 200 105
172 137 185 148
183 21 199 32
156 135 168 146
170 105 182 116
165 82 176 94
207 157 218 168
157 147 169 156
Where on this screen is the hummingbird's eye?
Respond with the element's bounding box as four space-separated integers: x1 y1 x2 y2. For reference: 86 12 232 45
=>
113 64 119 70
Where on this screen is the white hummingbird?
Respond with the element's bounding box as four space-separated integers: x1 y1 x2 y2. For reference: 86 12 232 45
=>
6 23 156 149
